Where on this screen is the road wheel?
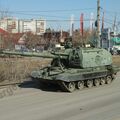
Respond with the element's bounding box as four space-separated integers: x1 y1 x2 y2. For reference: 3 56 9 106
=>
86 80 93 88
112 74 116 80
94 79 100 87
77 81 84 90
60 82 75 92
106 76 112 84
100 77 106 85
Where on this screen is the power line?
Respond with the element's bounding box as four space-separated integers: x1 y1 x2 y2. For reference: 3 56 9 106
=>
46 19 91 22
100 7 120 16
4 8 95 13
104 20 113 25
8 12 68 19
0 8 96 19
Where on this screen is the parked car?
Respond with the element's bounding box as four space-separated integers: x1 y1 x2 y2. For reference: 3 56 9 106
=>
110 45 120 55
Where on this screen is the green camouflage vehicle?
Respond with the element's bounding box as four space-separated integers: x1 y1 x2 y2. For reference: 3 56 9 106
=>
1 45 120 92
30 47 119 92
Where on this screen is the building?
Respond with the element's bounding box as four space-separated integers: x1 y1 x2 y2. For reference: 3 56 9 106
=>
44 31 69 43
0 18 46 35
0 28 8 48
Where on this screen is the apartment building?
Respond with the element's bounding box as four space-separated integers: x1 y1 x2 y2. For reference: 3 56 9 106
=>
0 17 46 35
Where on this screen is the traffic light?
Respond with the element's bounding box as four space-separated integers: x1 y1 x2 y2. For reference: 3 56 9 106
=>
95 20 98 27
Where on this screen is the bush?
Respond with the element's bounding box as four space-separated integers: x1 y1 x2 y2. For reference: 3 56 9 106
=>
0 57 51 84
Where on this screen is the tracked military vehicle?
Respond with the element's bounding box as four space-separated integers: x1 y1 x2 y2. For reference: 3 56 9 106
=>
0 43 120 92
31 46 119 92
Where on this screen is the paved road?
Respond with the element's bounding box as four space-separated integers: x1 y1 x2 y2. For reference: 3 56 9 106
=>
0 73 120 120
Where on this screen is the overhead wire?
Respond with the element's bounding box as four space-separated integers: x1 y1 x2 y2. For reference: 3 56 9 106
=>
46 19 92 22
0 8 96 19
100 7 120 22
5 8 95 13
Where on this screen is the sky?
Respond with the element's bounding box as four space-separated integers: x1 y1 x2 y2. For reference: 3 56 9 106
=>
0 0 120 30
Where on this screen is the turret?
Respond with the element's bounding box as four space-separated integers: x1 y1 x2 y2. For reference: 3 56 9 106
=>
0 46 112 69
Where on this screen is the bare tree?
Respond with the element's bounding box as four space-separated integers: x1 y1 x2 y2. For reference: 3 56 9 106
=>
73 29 97 47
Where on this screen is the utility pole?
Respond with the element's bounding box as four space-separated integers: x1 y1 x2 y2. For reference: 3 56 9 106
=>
113 14 117 36
102 11 104 31
101 11 105 48
80 13 84 37
97 0 100 47
80 13 84 46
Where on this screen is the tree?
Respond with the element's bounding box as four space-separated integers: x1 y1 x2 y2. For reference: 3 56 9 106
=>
24 32 40 49
73 29 98 47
